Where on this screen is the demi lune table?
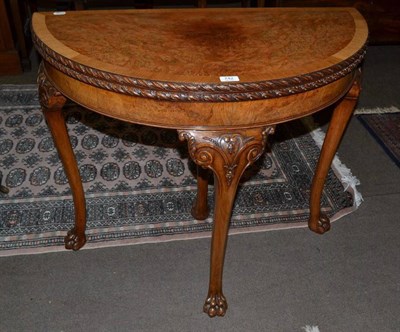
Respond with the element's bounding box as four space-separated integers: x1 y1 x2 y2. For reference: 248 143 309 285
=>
32 8 368 317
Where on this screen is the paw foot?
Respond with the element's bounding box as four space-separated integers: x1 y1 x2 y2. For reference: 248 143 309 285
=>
64 228 86 251
203 293 227 317
309 213 331 234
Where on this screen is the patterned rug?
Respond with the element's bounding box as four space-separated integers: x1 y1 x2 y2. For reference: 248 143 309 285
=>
357 109 400 167
0 85 361 256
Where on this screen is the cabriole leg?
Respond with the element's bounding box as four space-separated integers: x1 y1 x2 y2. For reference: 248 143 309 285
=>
191 165 210 220
179 126 275 317
309 72 361 234
38 63 87 250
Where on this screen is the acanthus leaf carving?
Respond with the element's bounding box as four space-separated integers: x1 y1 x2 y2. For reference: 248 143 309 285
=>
178 126 275 187
37 62 66 110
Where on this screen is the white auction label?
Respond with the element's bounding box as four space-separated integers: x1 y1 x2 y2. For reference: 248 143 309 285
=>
53 11 66 15
219 76 240 82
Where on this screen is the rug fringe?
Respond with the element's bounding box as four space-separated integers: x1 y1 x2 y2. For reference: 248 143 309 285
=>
302 325 320 332
354 106 400 114
302 117 363 208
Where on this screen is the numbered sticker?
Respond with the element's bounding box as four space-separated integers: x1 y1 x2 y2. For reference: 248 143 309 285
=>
219 76 240 82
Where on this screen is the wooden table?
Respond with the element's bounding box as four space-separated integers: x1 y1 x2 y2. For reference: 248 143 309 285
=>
32 8 368 317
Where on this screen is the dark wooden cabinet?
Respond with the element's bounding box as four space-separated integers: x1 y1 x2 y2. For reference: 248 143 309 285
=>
274 0 400 44
0 0 22 75
0 0 34 75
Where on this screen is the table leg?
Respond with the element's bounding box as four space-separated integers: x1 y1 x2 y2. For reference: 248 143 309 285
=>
179 126 275 317
309 73 361 234
38 63 87 250
191 165 210 220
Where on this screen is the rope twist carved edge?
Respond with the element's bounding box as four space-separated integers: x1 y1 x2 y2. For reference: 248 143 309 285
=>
32 32 367 103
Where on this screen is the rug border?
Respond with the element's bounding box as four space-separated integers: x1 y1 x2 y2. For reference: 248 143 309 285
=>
357 114 400 168
354 106 400 114
0 126 361 257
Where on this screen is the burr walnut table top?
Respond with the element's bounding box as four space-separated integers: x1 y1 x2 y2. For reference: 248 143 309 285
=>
32 8 367 128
